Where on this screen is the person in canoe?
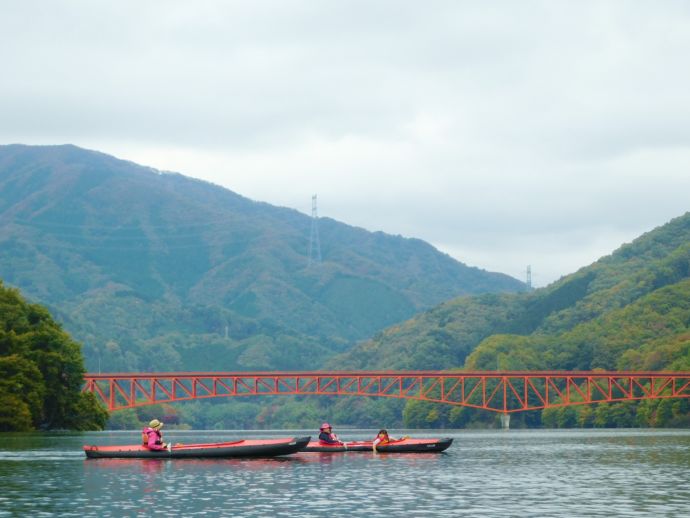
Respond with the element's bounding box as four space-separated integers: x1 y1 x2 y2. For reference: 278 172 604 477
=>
372 429 393 451
318 422 344 445
372 429 407 451
142 419 172 451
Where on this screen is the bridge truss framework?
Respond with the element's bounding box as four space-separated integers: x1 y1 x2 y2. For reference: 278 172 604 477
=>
83 371 690 413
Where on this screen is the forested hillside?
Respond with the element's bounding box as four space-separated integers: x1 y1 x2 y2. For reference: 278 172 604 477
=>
332 212 690 428
0 281 107 431
113 212 690 431
6 144 685 430
0 144 524 374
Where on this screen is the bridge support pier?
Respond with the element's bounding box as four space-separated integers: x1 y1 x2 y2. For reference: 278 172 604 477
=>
500 413 510 430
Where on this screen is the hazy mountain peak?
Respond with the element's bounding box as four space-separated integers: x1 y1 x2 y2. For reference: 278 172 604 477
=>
0 144 525 371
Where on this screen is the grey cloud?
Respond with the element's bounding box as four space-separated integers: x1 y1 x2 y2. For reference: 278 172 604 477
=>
2 1 690 286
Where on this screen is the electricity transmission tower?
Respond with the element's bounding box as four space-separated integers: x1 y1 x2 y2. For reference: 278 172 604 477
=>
308 194 322 267
526 265 532 290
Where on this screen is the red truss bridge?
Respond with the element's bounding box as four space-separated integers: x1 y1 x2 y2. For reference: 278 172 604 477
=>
83 371 690 413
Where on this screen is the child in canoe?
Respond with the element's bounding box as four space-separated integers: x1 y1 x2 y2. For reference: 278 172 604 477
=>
142 419 172 451
372 429 408 451
372 429 393 451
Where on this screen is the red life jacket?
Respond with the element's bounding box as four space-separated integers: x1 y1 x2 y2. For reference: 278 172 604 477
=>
373 434 390 446
318 431 341 444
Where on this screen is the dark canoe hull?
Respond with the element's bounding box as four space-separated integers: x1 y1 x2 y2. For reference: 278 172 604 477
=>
377 437 453 453
84 436 310 459
304 437 453 453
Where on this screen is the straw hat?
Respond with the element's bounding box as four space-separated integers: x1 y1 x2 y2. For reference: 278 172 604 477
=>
149 419 164 430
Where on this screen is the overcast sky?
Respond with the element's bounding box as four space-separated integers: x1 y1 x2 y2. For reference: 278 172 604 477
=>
2 1 690 287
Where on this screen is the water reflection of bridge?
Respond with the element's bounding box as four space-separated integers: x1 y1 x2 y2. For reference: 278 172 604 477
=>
84 371 690 414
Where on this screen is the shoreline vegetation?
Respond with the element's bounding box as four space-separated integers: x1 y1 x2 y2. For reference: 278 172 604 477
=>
0 281 107 432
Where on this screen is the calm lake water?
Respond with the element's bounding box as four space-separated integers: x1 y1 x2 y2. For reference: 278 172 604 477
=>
1 429 689 517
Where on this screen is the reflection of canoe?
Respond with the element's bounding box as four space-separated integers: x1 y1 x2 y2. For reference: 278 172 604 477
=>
305 441 372 452
303 437 453 453
84 436 311 459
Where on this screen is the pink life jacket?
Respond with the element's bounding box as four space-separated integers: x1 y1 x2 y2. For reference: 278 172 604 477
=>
142 427 165 450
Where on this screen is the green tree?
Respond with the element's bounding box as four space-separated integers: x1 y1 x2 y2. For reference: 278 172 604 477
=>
402 400 450 428
655 399 674 426
0 281 108 431
0 354 45 426
0 394 33 431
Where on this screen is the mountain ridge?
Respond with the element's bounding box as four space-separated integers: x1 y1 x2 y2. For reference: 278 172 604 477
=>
333 211 690 371
0 143 525 372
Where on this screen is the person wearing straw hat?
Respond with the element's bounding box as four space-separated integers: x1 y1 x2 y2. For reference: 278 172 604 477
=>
142 419 171 451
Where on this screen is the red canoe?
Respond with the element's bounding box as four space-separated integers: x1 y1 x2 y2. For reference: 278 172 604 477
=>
84 436 311 459
303 437 453 453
